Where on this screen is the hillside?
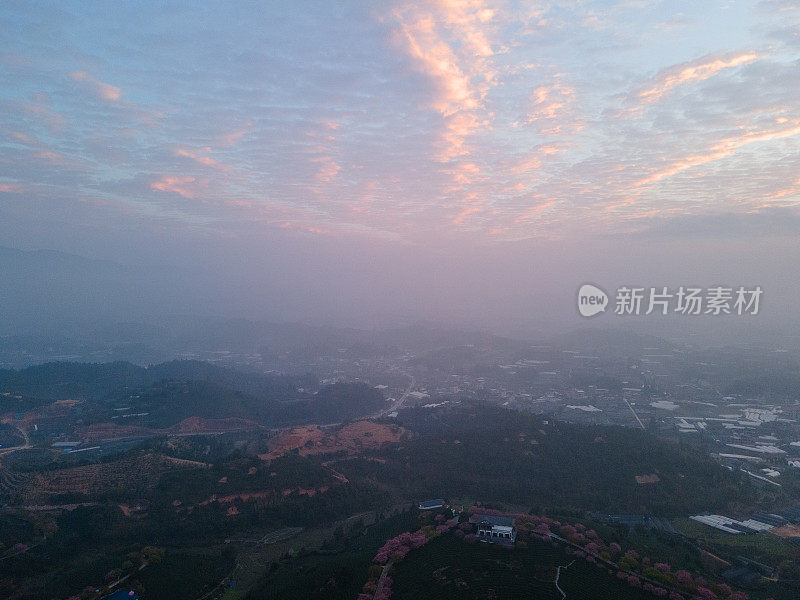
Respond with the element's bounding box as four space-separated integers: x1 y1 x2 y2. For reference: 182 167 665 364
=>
0 360 307 403
391 532 651 600
0 360 384 428
335 402 755 515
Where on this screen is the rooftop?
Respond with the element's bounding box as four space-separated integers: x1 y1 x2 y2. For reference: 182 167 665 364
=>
471 514 515 527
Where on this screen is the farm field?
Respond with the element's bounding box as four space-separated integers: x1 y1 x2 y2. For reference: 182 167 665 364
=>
672 517 795 565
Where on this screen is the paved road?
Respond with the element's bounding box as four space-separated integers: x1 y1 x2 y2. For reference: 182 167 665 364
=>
623 398 646 430
377 375 416 418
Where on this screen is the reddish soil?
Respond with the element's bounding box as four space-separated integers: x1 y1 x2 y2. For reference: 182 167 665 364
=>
771 523 800 538
261 421 405 461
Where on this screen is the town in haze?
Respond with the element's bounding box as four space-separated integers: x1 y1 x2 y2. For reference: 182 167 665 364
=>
2 1 800 600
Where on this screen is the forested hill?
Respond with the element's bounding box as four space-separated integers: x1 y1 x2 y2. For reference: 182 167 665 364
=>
0 359 311 401
0 360 385 427
361 402 758 516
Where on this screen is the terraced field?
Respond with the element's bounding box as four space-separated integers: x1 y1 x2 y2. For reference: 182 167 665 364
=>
10 453 204 504
391 534 652 600
0 423 25 447
0 468 33 503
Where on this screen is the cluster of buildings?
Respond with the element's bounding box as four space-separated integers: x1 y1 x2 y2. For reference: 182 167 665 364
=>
689 514 781 534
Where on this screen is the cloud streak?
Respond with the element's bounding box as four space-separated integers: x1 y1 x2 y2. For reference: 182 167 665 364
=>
633 51 759 107
1 1 799 245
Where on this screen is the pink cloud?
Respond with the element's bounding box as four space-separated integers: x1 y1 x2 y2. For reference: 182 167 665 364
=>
11 131 36 145
618 51 760 115
383 0 502 225
151 176 200 199
311 157 341 182
757 176 800 204
0 182 23 193
96 81 122 101
386 1 499 162
217 123 251 147
635 119 800 187
302 119 345 186
452 192 487 226
33 150 66 164
514 198 559 224
21 102 66 131
174 148 231 171
69 70 123 102
517 79 583 135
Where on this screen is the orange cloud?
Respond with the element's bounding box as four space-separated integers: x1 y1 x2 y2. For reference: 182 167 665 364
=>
756 176 800 206
151 176 199 199
452 192 487 226
33 150 66 164
629 51 759 109
518 79 582 135
439 112 487 161
514 198 558 224
635 120 800 187
0 182 23 193
302 119 344 186
217 124 251 147
393 15 475 116
69 70 122 102
384 0 501 227
175 148 230 171
387 1 498 163
311 157 341 182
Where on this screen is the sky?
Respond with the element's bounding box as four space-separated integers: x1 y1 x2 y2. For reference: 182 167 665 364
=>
1 1 800 341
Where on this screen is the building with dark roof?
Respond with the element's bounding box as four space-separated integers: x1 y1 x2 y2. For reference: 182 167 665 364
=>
418 498 445 510
471 514 516 545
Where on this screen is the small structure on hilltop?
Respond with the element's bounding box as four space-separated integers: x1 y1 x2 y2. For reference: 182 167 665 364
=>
418 498 446 510
470 514 517 545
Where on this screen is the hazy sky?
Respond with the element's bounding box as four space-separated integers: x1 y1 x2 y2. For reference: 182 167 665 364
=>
1 1 799 339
